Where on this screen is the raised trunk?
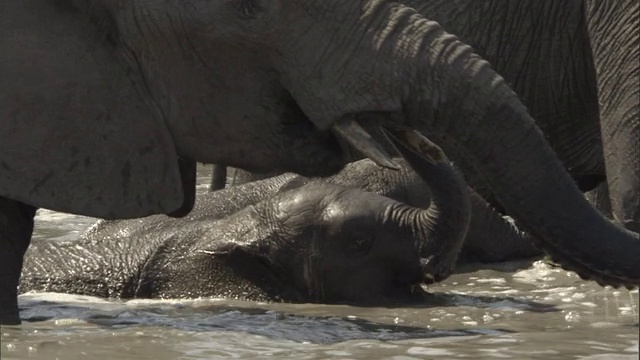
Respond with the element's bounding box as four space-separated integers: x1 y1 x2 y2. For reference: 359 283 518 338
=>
383 129 471 282
460 191 539 264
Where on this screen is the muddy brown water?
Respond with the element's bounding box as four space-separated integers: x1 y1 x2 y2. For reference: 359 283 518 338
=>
2 165 638 359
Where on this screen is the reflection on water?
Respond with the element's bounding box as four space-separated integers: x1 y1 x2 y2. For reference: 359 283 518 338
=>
2 165 639 359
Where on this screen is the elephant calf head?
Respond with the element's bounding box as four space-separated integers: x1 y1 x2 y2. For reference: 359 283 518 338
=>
191 129 471 304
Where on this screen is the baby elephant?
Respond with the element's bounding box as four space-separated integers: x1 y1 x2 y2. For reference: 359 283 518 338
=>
20 130 470 305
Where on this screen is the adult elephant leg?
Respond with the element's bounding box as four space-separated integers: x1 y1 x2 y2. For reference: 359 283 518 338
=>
209 165 281 192
587 0 640 233
0 197 36 325
210 165 228 192
602 126 640 233
585 183 614 220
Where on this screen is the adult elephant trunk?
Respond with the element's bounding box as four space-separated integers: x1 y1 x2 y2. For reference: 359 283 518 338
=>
268 1 639 288
383 128 471 282
460 191 539 264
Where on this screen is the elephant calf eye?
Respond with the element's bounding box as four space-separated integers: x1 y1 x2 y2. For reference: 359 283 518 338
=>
346 231 374 256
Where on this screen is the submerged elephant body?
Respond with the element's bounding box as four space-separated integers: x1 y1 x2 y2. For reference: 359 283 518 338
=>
21 138 474 303
3 0 639 323
213 161 540 264
19 154 546 301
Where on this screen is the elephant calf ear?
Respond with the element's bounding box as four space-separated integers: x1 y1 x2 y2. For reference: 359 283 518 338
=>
0 2 184 219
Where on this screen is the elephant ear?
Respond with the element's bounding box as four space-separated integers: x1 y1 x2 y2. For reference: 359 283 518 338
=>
0 1 184 219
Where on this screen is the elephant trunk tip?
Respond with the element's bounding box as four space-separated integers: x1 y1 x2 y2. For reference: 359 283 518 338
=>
540 229 640 290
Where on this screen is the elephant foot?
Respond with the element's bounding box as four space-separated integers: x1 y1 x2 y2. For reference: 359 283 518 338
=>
0 196 37 325
0 279 22 325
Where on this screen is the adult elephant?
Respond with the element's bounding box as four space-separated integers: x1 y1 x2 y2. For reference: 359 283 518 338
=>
218 0 639 237
208 0 630 264
412 0 639 231
586 0 640 233
1 0 639 324
211 0 609 207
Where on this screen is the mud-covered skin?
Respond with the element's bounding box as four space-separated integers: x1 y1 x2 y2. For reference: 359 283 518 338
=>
20 144 472 303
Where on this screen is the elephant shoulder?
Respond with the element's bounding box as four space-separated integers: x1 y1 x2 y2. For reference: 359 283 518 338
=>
0 1 184 219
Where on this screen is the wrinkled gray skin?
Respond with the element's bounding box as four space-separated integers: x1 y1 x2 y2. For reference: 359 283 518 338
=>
399 0 605 205
2 0 639 324
409 0 640 231
211 0 639 276
20 137 472 304
584 0 640 233
207 0 623 217
211 163 539 264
